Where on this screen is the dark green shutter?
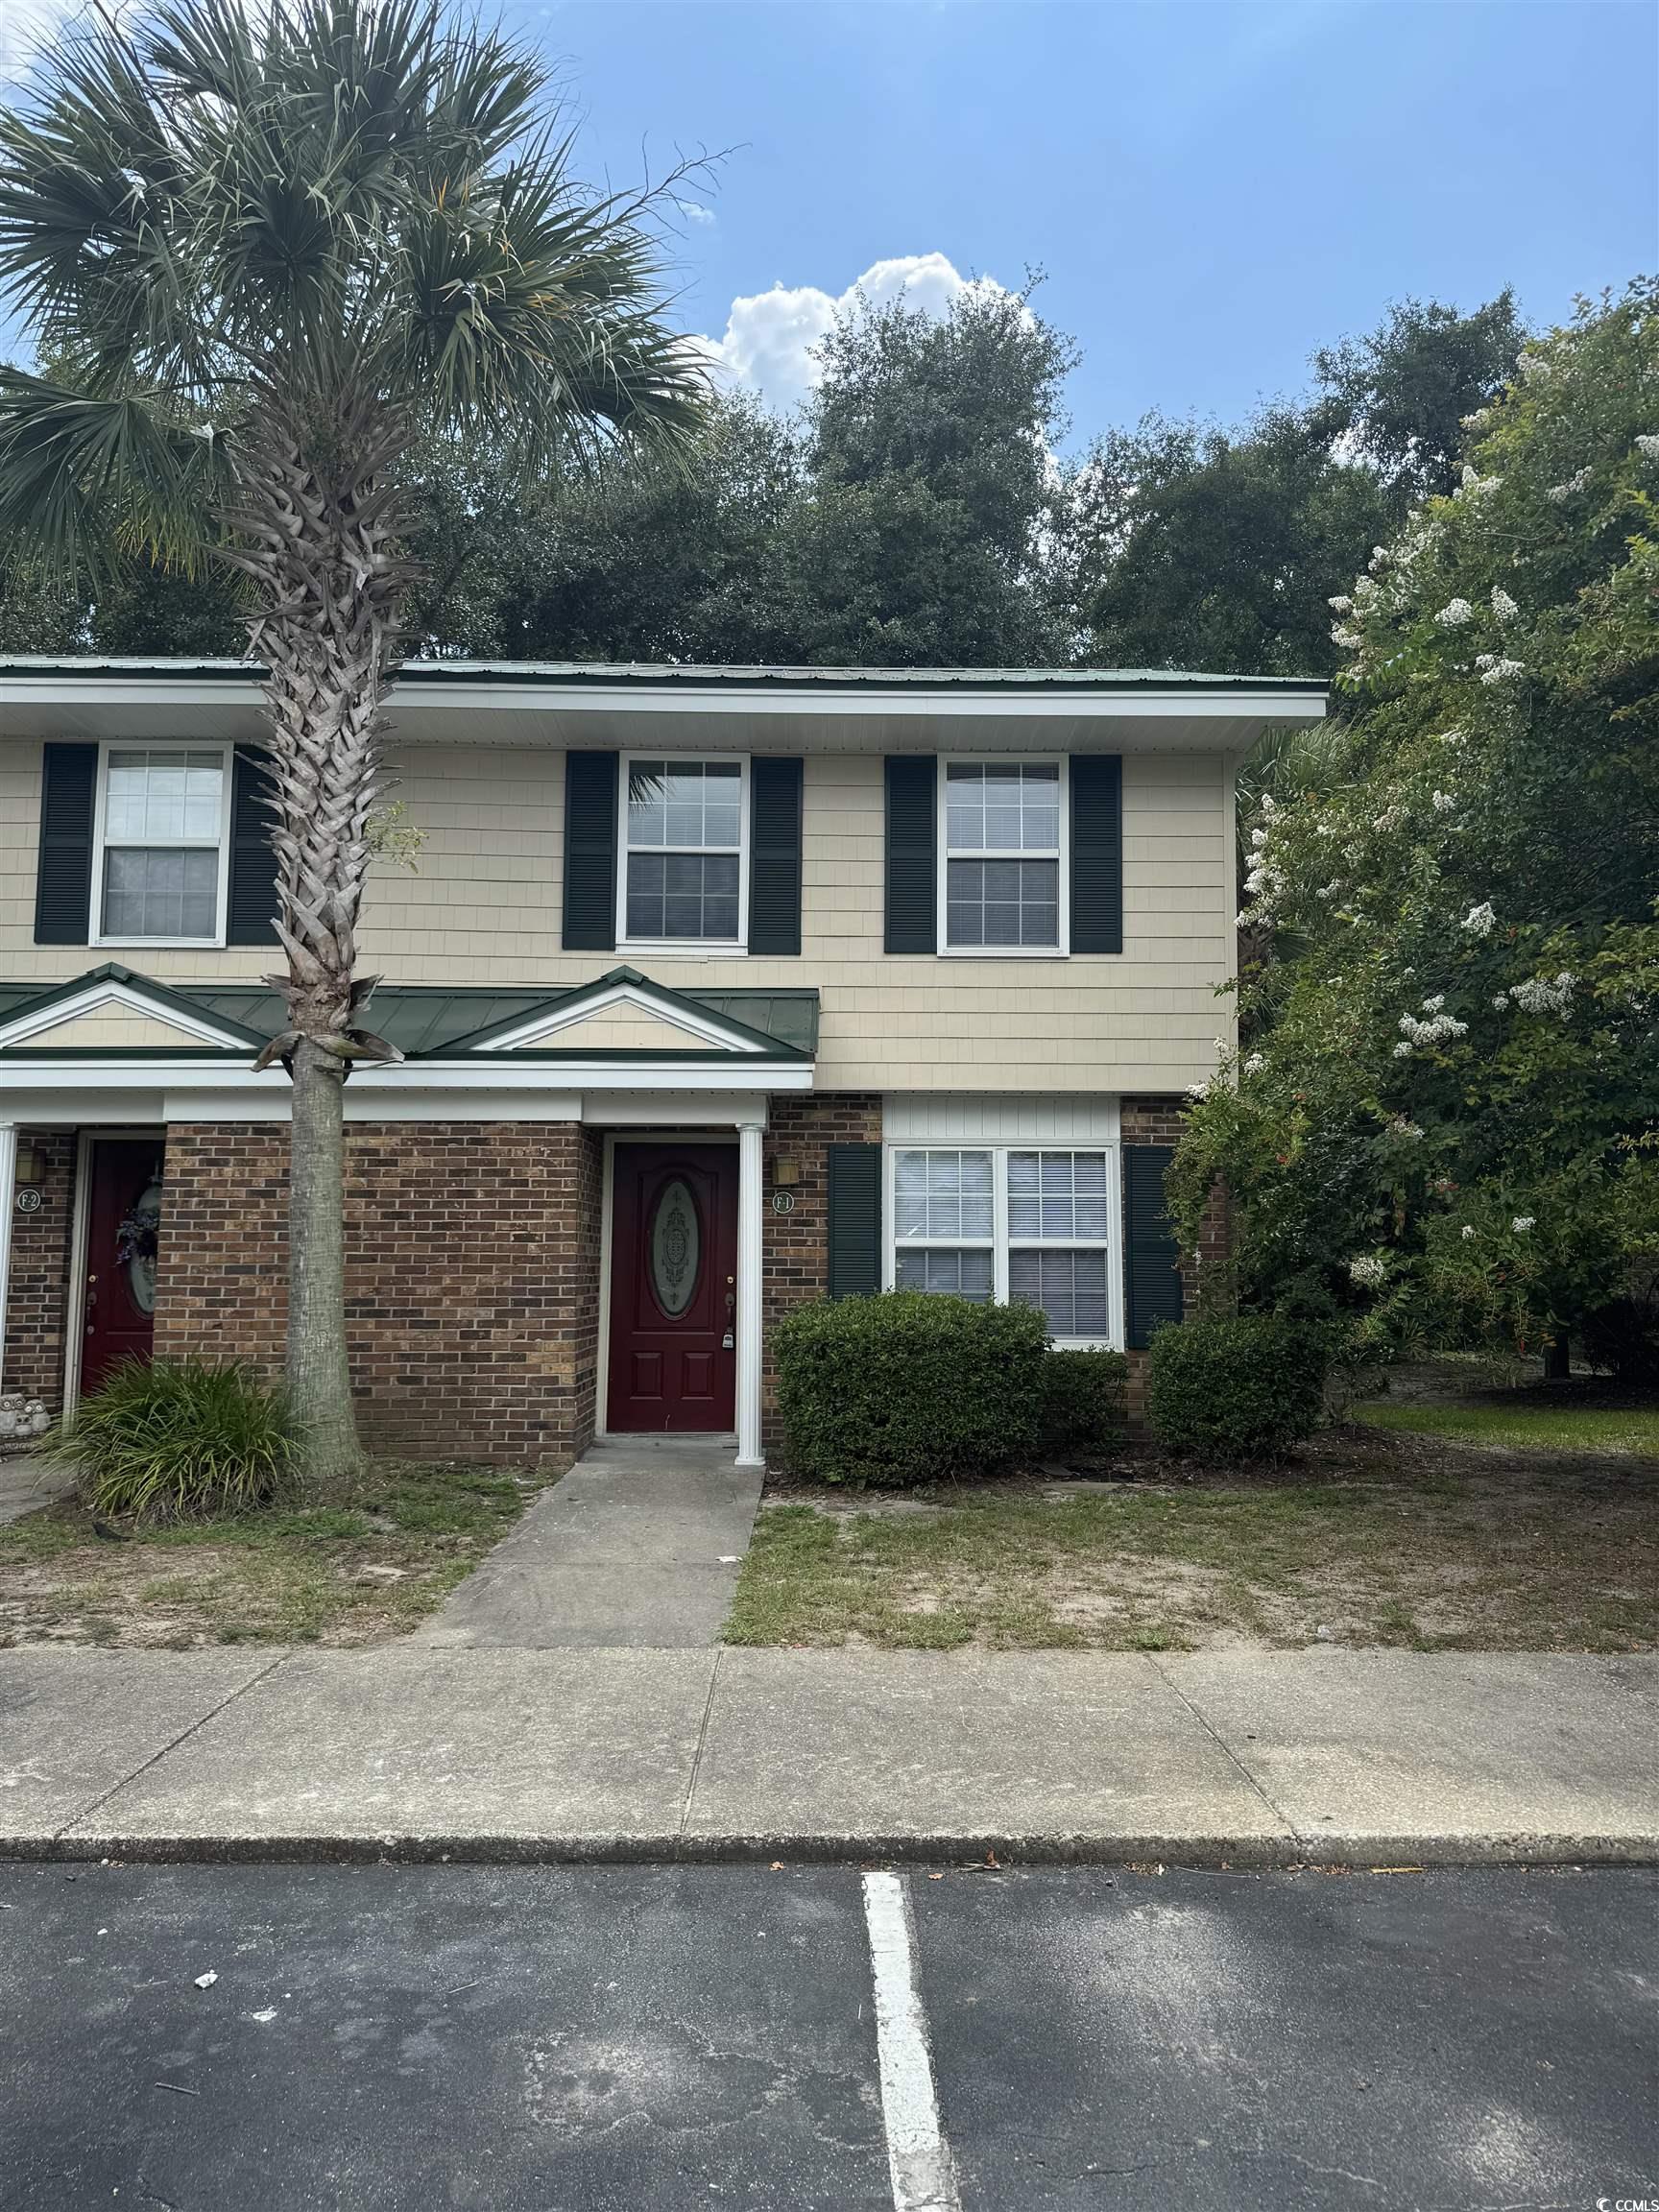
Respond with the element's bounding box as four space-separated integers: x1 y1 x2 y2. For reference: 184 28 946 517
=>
1124 1143 1184 1349
34 742 97 946
884 756 936 953
828 1144 882 1298
1070 754 1122 954
226 748 279 946
748 757 803 955
563 751 618 951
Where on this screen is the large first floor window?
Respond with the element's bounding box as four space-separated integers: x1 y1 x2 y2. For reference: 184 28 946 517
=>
95 745 228 945
620 756 746 948
889 1144 1118 1344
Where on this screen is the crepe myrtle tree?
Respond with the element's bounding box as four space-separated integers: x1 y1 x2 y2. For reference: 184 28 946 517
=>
1171 282 1659 1372
0 0 709 1479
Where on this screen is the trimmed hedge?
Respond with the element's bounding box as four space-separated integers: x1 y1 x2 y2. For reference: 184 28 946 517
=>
1040 1348 1129 1461
1145 1313 1328 1461
776 1290 1049 1486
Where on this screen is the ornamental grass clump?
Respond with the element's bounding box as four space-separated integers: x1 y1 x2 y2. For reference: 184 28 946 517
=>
40 1358 296 1522
777 1290 1049 1487
1145 1314 1329 1463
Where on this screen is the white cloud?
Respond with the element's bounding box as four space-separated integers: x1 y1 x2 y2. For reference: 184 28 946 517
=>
677 200 716 228
698 251 1008 414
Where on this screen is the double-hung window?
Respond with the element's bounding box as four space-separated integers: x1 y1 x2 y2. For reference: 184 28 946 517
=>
94 745 228 945
942 760 1066 953
620 757 747 950
890 1144 1118 1345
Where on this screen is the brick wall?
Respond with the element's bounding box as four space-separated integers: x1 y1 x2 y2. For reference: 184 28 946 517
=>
2 1130 77 1410
156 1119 603 1466
760 1093 882 1444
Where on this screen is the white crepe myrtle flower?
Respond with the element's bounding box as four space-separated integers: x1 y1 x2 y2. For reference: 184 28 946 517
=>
1461 902 1496 936
1435 597 1475 627
1490 588 1519 622
1392 1041 1414 1058
1386 1118 1424 1141
1511 971 1575 1015
1331 622 1363 650
1185 1081 1210 1100
1455 466 1500 500
1516 349 1551 383
1461 407 1491 430
1460 1224 1478 1240
1512 1216 1536 1233
1636 435 1659 459
1491 993 1510 1011
1478 656 1526 686
1347 1256 1387 1288
1329 593 1353 614
1431 790 1455 812
1398 1008 1468 1047
1243 1052 1265 1075
1421 994 1446 1013
1546 468 1592 503
1372 807 1399 833
1250 825 1267 847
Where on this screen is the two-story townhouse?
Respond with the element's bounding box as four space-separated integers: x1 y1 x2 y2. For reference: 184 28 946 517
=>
0 661 1326 1466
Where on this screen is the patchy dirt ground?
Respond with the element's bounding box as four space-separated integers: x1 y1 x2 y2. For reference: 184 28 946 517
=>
0 1459 554 1648
726 1423 1659 1653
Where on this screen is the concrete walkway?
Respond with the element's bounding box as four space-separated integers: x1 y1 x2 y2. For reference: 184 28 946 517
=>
415 1439 763 1649
0 1454 74 1527
3 1646 1655 1866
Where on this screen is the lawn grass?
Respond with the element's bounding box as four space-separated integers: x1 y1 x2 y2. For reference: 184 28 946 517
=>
0 1457 552 1647
1352 1399 1659 1456
724 1428 1659 1655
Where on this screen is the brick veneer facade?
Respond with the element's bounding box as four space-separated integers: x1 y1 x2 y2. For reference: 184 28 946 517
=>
155 1119 604 1466
1 1129 78 1410
760 1092 883 1446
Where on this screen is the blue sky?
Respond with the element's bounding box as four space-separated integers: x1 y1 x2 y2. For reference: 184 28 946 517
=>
2 0 1654 445
506 0 1656 446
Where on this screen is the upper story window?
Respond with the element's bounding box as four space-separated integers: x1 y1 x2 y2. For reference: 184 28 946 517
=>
95 745 228 945
941 760 1067 954
889 1142 1118 1346
620 757 747 950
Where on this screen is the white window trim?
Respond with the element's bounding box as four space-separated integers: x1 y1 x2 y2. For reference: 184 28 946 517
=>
90 739 233 950
615 751 750 957
936 755 1070 959
884 1140 1123 1350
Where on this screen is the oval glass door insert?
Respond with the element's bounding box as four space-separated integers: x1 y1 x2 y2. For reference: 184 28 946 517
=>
649 1178 700 1317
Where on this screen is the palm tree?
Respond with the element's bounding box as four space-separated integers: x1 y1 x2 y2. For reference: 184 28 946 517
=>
0 0 708 1480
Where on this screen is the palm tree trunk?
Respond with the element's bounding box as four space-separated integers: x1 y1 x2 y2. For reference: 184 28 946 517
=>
224 385 417 1484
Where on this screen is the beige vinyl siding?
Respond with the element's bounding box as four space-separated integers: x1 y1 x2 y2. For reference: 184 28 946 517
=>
0 739 1235 1092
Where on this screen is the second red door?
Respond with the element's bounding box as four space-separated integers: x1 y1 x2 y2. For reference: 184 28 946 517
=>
607 1143 738 1433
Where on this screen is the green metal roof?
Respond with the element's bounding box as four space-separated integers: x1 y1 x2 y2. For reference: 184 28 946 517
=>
0 654 1328 695
0 967 819 1057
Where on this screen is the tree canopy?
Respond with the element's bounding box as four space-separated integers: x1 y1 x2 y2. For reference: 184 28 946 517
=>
1171 281 1659 1362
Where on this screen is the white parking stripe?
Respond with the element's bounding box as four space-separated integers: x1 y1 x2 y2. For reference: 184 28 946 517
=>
862 1872 962 2212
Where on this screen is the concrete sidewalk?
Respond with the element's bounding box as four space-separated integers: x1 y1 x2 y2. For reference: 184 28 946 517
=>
3 1646 1655 1866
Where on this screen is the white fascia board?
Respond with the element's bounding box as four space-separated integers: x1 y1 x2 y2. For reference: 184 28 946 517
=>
0 1056 810 1097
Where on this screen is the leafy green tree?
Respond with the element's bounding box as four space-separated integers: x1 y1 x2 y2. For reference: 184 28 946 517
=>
1171 283 1659 1370
0 0 706 1479
1074 295 1525 677
777 284 1076 666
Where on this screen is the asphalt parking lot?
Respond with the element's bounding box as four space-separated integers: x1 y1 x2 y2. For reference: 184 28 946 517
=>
4 1861 1655 2210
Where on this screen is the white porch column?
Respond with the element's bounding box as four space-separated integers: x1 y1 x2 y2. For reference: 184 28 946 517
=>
735 1117 765 1470
0 1123 15 1394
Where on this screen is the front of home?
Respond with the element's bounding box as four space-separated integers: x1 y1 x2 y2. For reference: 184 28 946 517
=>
0 661 1325 1465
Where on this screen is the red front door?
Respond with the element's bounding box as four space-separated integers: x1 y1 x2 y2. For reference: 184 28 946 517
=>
80 1137 165 1397
607 1143 738 1434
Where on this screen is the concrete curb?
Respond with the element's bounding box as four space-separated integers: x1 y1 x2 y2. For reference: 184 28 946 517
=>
6 1829 1656 1868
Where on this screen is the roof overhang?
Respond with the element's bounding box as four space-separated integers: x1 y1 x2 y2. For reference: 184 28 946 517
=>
0 658 1328 756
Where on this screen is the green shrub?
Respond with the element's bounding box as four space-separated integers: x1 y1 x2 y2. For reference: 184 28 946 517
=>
41 1358 296 1522
1039 1348 1129 1461
1582 1295 1659 1386
776 1290 1049 1486
1145 1313 1329 1461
